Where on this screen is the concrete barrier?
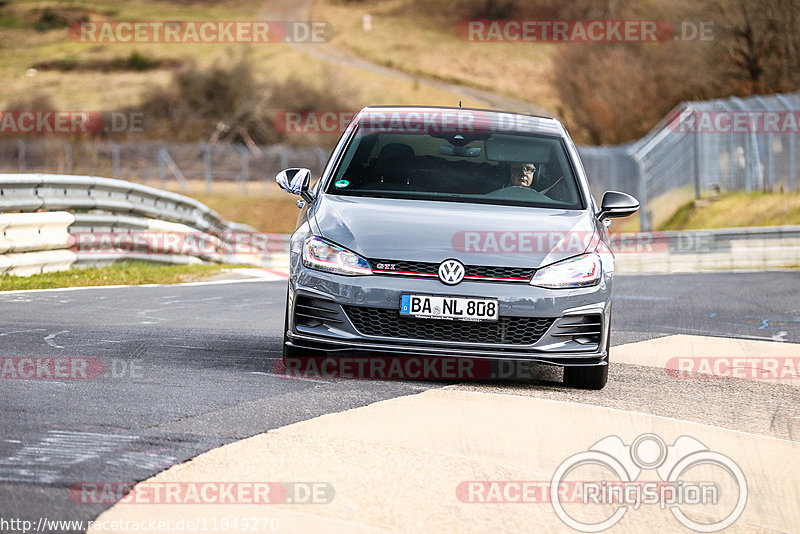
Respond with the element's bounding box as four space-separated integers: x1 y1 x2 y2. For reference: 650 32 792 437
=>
0 212 77 276
0 250 77 276
0 212 74 254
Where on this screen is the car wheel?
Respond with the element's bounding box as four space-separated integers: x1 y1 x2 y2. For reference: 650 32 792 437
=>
563 363 608 390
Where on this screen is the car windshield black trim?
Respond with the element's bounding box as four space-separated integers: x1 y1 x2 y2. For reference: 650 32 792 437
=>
326 192 580 210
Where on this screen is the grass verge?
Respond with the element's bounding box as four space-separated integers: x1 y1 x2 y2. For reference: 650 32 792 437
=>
190 194 301 234
140 180 301 234
658 191 800 230
0 261 240 291
314 0 559 112
1 0 486 118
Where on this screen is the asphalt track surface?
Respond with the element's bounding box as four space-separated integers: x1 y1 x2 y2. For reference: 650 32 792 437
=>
1 271 798 532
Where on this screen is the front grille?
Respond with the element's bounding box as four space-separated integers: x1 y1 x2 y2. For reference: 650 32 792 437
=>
466 265 532 280
369 259 532 282
343 305 553 345
371 260 435 275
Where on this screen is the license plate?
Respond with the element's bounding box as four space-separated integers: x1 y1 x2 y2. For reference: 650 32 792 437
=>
400 295 498 322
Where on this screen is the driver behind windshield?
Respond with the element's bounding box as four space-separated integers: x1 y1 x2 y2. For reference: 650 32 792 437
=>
510 162 566 199
510 163 536 187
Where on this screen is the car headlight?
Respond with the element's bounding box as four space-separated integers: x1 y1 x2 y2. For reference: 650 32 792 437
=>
530 253 601 288
302 237 372 276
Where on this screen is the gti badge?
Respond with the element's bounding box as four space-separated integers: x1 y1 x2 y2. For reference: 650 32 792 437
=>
438 259 465 285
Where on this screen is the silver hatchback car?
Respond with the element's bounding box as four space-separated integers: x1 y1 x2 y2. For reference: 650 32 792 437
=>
276 106 638 389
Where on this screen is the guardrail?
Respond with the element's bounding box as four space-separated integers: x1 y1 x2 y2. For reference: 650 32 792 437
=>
612 226 800 273
3 174 797 277
0 141 328 194
1 173 229 231
0 173 290 276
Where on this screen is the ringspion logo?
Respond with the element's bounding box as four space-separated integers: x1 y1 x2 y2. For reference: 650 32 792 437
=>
549 434 747 532
459 435 748 532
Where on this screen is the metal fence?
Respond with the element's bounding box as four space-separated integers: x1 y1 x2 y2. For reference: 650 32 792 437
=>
2 91 798 228
0 140 329 195
579 91 800 229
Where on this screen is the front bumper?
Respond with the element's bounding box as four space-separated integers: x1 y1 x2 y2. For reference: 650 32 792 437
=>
285 261 613 367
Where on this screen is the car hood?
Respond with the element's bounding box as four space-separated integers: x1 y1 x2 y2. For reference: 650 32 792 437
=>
313 195 597 268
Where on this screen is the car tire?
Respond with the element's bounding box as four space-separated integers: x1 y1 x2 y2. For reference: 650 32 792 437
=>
563 363 608 390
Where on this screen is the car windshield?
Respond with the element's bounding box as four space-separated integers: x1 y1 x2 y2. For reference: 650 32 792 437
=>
326 129 584 209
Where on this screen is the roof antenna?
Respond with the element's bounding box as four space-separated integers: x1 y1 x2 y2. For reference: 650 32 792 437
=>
458 100 462 108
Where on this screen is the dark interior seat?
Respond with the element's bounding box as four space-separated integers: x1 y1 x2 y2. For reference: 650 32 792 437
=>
370 143 416 189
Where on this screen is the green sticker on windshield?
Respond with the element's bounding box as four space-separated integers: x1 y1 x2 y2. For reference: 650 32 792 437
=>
335 179 350 188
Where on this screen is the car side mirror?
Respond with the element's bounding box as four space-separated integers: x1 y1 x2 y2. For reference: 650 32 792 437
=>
597 191 639 220
276 168 314 202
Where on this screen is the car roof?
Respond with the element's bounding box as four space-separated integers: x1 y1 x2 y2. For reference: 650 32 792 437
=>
356 105 564 136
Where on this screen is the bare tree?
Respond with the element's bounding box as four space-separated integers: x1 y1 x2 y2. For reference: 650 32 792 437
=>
713 0 800 93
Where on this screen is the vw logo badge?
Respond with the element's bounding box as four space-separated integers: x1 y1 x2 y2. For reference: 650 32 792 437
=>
438 259 465 285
